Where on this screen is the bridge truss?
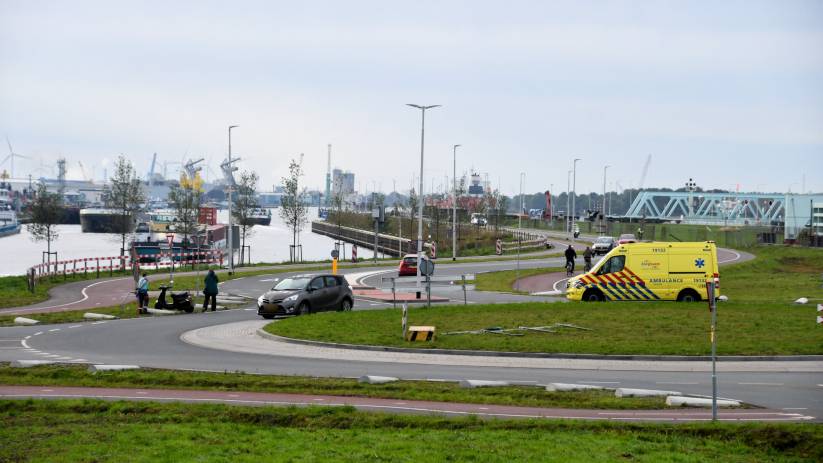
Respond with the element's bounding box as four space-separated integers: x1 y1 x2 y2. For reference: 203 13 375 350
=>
624 191 786 224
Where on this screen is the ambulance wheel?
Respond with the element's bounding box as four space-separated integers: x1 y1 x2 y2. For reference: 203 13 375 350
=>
582 289 604 302
677 289 701 302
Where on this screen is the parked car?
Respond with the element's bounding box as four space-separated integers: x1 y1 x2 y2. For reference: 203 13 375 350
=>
618 234 637 245
398 254 430 276
471 213 487 226
257 274 354 319
592 236 617 255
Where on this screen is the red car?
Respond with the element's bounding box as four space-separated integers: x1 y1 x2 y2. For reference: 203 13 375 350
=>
618 234 637 245
398 254 429 276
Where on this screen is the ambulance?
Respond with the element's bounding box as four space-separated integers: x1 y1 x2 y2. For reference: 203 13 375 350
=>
565 241 720 302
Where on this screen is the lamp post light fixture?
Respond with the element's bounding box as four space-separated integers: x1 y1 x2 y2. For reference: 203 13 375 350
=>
228 125 238 275
407 104 441 282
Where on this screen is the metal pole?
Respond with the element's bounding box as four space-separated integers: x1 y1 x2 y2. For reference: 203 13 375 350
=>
453 145 459 261
708 281 717 421
567 171 571 234
196 241 200 306
228 125 238 275
603 166 609 218
407 104 440 285
374 211 379 265
572 158 580 247
516 236 521 291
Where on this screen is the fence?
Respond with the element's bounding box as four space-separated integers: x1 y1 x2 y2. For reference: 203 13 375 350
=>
26 251 224 293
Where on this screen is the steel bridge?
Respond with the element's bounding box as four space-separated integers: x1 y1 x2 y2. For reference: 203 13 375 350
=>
624 191 786 223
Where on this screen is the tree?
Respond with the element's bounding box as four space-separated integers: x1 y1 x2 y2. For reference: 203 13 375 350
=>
330 174 351 248
488 188 509 233
103 155 142 262
168 172 204 254
26 181 64 277
405 187 419 250
279 159 310 261
231 171 260 266
426 193 445 247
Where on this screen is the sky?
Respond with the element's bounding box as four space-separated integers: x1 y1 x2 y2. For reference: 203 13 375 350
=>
1 0 822 198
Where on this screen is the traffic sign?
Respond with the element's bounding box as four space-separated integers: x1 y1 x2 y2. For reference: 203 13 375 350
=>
818 304 823 312
331 249 339 259
166 235 174 248
191 235 207 249
419 259 435 276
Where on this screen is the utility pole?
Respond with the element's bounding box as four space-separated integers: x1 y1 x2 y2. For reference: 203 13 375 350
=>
453 145 460 261
407 104 440 285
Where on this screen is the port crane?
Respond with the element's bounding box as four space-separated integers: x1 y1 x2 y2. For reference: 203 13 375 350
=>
78 162 93 184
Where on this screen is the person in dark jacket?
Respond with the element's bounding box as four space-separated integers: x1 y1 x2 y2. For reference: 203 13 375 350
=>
565 245 577 272
203 270 219 312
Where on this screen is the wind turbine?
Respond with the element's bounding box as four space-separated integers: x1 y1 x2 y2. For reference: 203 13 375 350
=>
3 136 32 179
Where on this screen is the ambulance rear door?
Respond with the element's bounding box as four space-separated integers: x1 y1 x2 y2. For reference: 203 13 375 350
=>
625 245 669 300
669 243 713 298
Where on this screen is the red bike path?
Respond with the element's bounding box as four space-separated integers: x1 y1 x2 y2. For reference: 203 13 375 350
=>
0 385 811 423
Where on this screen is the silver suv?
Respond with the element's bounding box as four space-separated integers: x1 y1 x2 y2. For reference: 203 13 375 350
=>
257 274 354 319
592 236 617 255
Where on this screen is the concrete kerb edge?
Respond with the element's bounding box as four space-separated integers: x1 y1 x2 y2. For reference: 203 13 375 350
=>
254 328 823 362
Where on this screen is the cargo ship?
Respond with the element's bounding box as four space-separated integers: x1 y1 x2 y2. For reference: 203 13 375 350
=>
131 206 229 263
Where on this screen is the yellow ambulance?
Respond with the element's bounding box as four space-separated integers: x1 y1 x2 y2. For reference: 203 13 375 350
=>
566 242 720 302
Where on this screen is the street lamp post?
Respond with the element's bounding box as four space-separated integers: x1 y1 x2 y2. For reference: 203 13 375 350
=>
602 166 610 235
549 183 553 229
453 145 460 261
566 171 571 234
572 159 580 247
519 173 525 229
228 125 238 275
407 104 441 283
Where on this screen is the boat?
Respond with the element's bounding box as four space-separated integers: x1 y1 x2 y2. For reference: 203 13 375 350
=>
131 206 229 264
0 210 21 238
80 208 119 233
250 207 272 225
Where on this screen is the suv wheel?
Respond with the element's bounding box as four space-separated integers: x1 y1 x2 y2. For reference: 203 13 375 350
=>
340 299 352 312
297 302 311 316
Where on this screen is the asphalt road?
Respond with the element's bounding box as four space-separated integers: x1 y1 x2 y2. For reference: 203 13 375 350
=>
3 246 818 421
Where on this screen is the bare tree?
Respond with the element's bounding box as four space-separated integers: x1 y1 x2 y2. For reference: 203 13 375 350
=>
278 159 310 261
405 188 419 250
168 173 203 254
231 171 260 266
331 175 351 244
26 181 64 272
103 155 142 262
488 188 509 233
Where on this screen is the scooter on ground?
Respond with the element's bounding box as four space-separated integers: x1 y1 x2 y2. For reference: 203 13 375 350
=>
155 284 194 313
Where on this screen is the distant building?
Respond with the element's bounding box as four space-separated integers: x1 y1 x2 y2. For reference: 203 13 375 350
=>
333 168 355 194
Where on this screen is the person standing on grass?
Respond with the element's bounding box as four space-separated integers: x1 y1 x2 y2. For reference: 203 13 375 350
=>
136 273 149 313
203 270 219 312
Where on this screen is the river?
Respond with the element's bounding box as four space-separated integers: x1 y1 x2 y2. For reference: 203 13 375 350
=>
0 208 386 276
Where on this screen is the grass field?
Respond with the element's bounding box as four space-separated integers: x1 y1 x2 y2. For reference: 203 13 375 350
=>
1 399 820 462
720 246 823 302
0 363 678 410
265 300 820 356
475 267 563 294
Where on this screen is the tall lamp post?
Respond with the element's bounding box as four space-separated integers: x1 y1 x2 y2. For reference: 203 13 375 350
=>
566 171 571 234
228 125 238 275
407 104 440 282
602 166 610 235
572 159 580 247
453 145 460 261
519 173 525 229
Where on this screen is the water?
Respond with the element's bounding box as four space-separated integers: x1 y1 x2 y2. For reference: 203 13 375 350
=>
0 207 385 276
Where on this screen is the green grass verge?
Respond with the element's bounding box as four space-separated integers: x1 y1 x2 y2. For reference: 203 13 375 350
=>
720 245 823 303
1 399 820 462
476 267 564 294
265 300 821 356
0 363 676 410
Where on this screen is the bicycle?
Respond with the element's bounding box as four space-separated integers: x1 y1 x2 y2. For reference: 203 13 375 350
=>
583 259 592 273
566 261 574 277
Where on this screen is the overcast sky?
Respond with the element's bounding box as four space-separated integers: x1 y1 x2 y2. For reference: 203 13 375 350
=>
1 1 821 197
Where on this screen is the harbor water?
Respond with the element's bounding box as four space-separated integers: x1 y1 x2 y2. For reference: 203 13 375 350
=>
0 208 386 276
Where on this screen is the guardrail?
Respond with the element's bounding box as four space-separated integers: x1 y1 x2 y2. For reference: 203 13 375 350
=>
381 274 476 307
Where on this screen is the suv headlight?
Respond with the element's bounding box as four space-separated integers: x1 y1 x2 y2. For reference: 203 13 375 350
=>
284 294 298 302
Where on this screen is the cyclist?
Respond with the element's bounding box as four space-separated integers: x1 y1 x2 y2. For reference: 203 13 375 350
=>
637 227 645 241
564 244 577 274
582 246 593 272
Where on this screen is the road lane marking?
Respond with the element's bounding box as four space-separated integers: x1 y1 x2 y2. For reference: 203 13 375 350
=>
34 332 42 335
49 329 60 332
69 326 81 328
25 336 31 339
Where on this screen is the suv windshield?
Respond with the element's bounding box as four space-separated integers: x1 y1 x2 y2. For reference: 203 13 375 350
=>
272 278 311 291
596 237 612 243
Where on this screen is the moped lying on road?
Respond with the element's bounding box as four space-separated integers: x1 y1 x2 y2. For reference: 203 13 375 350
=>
155 284 194 313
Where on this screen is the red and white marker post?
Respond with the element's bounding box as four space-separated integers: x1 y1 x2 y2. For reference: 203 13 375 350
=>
496 239 502 255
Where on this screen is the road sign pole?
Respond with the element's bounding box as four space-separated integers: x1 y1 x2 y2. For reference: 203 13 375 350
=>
707 281 717 422
167 234 175 288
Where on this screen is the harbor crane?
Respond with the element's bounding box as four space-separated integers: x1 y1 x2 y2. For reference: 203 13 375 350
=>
183 157 204 180
78 162 93 184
